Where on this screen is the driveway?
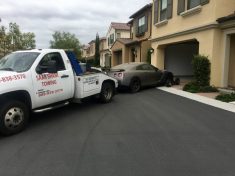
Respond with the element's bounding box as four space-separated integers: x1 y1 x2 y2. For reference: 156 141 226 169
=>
0 89 235 176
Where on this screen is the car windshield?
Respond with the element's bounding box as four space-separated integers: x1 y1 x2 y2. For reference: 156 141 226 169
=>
0 52 40 72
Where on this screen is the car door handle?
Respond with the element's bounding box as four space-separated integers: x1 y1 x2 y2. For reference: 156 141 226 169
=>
61 75 69 78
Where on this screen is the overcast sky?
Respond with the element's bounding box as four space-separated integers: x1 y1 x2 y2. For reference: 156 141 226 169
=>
0 0 151 48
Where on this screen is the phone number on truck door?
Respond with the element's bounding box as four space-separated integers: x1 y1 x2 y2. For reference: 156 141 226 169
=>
0 74 26 83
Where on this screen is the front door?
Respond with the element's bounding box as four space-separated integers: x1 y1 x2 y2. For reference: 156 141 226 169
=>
32 52 71 108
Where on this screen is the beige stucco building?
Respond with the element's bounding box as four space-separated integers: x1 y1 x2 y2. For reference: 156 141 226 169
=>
102 22 131 67
111 4 152 66
81 40 96 61
99 37 110 67
151 0 235 87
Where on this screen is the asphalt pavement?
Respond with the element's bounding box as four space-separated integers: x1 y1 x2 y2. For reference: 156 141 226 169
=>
0 89 235 176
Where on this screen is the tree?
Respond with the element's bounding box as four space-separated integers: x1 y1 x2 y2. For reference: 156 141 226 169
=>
50 31 81 59
0 22 36 57
94 33 100 66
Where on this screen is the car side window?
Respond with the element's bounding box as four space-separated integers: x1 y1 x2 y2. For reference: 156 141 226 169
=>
142 64 154 71
136 65 144 70
38 53 65 71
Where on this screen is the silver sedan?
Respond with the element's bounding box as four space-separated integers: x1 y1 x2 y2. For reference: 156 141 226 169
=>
107 62 174 93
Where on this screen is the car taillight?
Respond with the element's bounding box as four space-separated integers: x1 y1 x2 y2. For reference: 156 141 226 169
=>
118 72 123 78
113 72 123 79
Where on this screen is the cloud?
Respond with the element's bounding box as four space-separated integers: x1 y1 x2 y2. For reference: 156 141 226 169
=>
0 0 151 48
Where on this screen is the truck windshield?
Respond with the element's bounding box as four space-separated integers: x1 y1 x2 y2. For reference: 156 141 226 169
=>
0 52 40 72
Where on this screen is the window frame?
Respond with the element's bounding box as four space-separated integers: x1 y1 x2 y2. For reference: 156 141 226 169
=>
187 0 200 10
116 33 121 39
160 0 167 21
138 16 146 34
37 52 65 73
110 34 115 45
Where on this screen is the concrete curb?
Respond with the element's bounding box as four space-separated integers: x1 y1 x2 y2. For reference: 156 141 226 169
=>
157 87 235 113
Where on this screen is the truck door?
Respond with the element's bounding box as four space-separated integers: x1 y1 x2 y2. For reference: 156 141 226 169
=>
32 52 71 107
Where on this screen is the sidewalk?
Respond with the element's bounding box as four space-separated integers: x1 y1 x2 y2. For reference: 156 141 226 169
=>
158 87 235 113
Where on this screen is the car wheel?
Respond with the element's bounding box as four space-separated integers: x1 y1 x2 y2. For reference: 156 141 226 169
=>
165 78 172 87
100 82 114 103
0 100 29 136
130 78 141 93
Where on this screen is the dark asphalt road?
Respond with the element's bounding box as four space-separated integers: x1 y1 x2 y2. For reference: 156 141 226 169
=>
0 89 235 176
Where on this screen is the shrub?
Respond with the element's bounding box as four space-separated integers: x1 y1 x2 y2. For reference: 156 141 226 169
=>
192 55 211 87
199 86 218 93
183 55 217 93
216 93 235 103
183 82 200 93
183 82 218 93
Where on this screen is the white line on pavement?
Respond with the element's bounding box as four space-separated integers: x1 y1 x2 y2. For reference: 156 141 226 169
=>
157 87 235 113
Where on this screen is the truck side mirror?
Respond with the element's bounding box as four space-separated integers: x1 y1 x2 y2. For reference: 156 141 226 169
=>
47 60 57 73
36 60 57 74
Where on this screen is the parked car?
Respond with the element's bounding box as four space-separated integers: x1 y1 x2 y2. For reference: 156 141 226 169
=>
108 62 175 93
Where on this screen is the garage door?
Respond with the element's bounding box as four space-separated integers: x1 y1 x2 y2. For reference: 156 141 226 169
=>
165 42 199 77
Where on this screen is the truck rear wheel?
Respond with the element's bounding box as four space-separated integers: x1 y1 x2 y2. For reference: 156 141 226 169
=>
100 82 114 103
0 100 29 136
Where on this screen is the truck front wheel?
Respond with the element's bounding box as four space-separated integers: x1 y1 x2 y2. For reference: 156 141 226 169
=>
0 100 29 136
100 82 114 103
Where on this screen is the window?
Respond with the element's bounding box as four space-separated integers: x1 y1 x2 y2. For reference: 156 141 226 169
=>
187 0 200 9
160 0 167 21
109 34 114 45
38 53 65 72
138 16 146 34
0 52 39 72
116 33 121 39
136 64 154 71
177 0 209 14
154 0 173 24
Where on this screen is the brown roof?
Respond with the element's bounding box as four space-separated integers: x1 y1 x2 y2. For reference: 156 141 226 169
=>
88 40 95 44
111 38 139 49
217 11 235 23
111 22 130 30
100 37 106 41
82 45 90 50
129 3 152 19
117 38 135 45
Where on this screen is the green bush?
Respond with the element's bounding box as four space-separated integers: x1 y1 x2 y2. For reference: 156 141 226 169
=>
183 55 217 93
192 55 211 87
183 82 218 93
216 93 235 103
199 86 218 93
183 82 200 93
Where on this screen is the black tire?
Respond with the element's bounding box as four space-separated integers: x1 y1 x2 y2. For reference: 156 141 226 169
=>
130 78 141 93
165 78 172 87
100 82 114 103
0 100 29 136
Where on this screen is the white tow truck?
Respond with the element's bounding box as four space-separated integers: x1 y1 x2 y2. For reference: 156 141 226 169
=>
0 49 118 135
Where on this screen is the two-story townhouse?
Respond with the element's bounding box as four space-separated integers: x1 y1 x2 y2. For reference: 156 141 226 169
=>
107 22 131 49
151 0 235 87
99 37 110 67
81 45 90 59
111 4 152 66
217 12 235 88
106 22 130 66
81 40 96 62
86 40 95 60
